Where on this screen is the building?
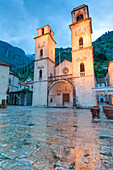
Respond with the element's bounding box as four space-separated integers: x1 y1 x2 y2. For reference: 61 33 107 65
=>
108 61 113 105
33 4 96 108
96 78 108 103
8 79 32 106
0 62 11 105
24 77 33 91
24 77 33 83
24 77 34 91
26 81 33 91
105 72 110 87
8 71 19 92
92 61 113 105
18 80 30 91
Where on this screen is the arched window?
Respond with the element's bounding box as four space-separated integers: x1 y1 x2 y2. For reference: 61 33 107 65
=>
40 49 43 58
79 37 83 49
77 14 84 22
39 70 42 80
80 63 85 72
42 28 44 35
80 63 85 76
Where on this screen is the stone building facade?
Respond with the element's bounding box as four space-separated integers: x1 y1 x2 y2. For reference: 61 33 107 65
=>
8 71 19 92
0 62 11 105
96 78 108 103
33 4 96 108
8 91 32 106
108 61 113 105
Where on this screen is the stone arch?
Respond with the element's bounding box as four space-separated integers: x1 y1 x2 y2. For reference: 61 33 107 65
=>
80 62 85 72
40 49 43 58
48 80 76 107
48 79 74 90
39 70 42 80
80 63 85 77
76 12 84 22
79 37 83 49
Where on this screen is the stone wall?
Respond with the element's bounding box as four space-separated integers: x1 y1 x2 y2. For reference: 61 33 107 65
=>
108 61 113 86
74 76 97 108
0 65 10 104
9 73 19 92
55 60 72 76
33 81 48 106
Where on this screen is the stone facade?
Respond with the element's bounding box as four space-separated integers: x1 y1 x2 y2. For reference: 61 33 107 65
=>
8 91 32 106
108 61 113 86
33 4 96 108
8 72 19 92
96 78 108 103
108 61 113 105
0 62 11 105
18 80 30 91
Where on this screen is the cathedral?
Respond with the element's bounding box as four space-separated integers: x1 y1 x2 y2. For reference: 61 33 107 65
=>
33 4 97 108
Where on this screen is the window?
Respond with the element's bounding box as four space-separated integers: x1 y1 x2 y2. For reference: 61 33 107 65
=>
80 63 85 77
42 28 44 35
79 37 83 49
9 78 11 84
39 70 42 80
80 63 85 72
40 49 43 58
63 67 69 74
77 14 84 22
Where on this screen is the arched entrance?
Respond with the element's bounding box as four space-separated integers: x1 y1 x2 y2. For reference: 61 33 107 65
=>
48 80 76 107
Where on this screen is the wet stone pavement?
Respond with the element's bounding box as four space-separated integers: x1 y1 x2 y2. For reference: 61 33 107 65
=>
0 106 113 170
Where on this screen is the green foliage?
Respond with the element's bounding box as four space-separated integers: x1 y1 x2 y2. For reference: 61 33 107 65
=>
21 88 30 91
13 61 34 81
93 31 113 78
55 47 72 66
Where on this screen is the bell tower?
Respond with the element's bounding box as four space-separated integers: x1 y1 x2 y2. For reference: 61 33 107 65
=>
33 25 56 106
69 4 96 108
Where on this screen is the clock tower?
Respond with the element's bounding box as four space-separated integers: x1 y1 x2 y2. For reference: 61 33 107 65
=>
69 4 96 107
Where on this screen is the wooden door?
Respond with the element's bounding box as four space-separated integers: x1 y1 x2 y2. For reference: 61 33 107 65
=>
63 93 69 105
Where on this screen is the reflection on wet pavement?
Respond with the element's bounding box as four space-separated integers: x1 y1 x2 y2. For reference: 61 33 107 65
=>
0 106 113 169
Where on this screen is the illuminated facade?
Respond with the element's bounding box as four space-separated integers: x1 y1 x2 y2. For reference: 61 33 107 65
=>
33 4 96 108
108 61 113 105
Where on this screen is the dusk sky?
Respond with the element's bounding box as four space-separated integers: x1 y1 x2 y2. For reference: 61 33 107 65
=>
0 0 113 54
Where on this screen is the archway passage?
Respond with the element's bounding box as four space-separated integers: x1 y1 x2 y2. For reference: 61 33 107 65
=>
48 80 74 107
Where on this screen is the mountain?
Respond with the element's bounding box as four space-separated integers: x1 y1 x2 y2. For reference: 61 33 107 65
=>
93 31 113 78
0 40 32 69
26 54 35 61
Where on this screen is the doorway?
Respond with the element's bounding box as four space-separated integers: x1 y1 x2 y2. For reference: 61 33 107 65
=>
63 93 70 105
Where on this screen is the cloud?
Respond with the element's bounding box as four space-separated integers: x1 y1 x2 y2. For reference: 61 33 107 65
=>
92 7 113 41
0 0 39 53
0 0 113 53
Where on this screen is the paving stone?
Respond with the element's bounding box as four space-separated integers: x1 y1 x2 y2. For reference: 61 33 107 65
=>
0 106 113 169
